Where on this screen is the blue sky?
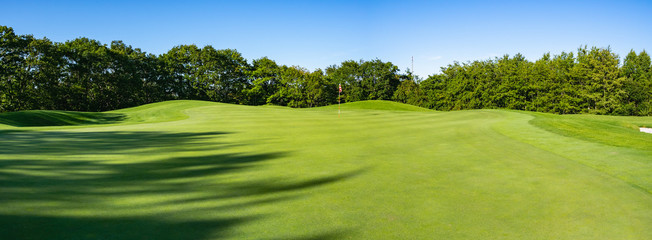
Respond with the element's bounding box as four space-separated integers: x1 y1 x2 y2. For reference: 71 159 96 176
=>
2 0 651 78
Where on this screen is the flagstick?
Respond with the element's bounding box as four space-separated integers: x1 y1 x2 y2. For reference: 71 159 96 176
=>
338 84 341 116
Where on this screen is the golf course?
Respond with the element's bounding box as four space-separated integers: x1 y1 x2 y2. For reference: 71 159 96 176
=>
0 100 651 239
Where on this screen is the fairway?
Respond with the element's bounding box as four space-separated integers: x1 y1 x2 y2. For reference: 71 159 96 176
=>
1 100 651 239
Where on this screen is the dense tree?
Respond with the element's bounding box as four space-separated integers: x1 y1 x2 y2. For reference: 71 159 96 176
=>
1 26 33 112
620 50 652 115
1 25 651 116
325 59 401 102
107 41 159 109
418 47 652 115
572 46 625 114
419 74 447 109
267 66 336 108
267 66 307 107
326 60 362 102
196 47 250 103
245 57 281 105
159 44 202 100
304 69 337 107
159 45 250 103
393 78 426 106
359 59 401 100
24 37 64 110
549 51 580 114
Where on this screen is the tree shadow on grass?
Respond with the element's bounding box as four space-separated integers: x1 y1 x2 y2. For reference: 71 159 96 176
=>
0 214 254 240
0 130 363 239
0 130 231 155
0 214 352 240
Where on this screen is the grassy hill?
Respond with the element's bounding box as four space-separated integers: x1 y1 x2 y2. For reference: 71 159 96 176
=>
0 100 650 239
0 110 126 127
317 100 433 111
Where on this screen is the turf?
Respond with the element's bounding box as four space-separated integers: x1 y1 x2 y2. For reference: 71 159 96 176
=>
0 100 650 239
0 110 125 127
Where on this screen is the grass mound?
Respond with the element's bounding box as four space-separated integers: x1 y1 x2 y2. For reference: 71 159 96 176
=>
0 100 215 128
0 110 125 127
112 100 216 124
321 100 432 111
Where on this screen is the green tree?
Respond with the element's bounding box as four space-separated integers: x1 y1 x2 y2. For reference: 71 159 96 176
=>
268 66 306 107
359 59 401 100
59 38 113 111
245 57 281 105
492 54 532 110
549 51 580 114
573 46 624 114
0 26 34 112
159 45 201 100
393 78 426 107
304 69 337 107
326 60 362 102
107 40 158 109
326 59 400 102
420 74 447 109
25 37 64 110
620 50 652 115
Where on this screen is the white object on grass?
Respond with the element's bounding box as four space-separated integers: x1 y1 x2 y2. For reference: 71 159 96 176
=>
640 128 652 134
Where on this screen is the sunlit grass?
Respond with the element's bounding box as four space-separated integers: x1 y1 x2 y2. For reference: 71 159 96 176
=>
0 101 650 239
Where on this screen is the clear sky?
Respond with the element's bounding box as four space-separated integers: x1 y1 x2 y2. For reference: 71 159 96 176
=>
2 0 651 78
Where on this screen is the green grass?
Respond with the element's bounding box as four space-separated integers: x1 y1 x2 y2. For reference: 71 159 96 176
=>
0 110 125 127
0 100 650 239
528 112 652 152
318 100 433 111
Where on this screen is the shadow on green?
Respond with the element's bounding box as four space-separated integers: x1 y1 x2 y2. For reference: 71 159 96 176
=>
0 130 231 155
0 130 362 239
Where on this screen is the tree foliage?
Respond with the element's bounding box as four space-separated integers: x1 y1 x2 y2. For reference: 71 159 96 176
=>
1 26 651 115
419 47 652 115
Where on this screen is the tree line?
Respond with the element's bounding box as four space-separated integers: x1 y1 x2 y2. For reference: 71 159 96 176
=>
2 25 651 115
409 48 652 115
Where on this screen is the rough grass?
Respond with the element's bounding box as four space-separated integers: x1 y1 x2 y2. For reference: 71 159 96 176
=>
0 100 650 239
528 112 652 151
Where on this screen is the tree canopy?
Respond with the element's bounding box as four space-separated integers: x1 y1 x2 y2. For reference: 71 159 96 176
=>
1 26 650 115
415 47 651 115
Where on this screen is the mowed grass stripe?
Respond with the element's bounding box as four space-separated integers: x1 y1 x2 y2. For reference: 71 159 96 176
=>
493 111 652 194
0 100 650 239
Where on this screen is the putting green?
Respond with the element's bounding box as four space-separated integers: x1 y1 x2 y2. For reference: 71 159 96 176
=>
0 100 650 239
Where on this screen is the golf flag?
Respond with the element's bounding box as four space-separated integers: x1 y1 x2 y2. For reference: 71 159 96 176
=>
338 84 341 115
